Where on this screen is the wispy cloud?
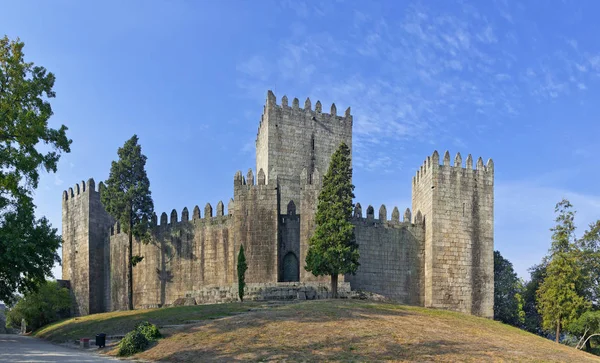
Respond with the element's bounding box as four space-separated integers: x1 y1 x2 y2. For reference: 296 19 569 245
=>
234 1 600 173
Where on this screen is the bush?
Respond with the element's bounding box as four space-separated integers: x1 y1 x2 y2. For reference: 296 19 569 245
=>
6 281 71 332
117 321 161 356
117 330 149 356
135 321 161 340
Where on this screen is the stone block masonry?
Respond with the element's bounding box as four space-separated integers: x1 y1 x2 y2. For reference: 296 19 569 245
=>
61 90 494 318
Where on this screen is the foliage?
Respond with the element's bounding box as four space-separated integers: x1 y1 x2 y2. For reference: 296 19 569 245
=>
494 250 525 326
117 330 149 356
577 220 600 307
537 199 590 342
522 263 546 334
102 135 153 309
237 244 247 302
135 321 161 340
0 35 71 303
569 311 600 350
305 142 359 297
5 281 71 331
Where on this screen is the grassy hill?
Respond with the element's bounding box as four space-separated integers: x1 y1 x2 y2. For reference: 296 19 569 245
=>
36 300 600 362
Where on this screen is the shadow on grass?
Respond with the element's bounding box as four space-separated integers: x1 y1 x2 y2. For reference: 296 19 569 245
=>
142 300 500 362
156 335 474 362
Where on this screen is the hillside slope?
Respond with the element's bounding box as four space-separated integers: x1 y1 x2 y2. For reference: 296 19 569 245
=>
37 300 599 362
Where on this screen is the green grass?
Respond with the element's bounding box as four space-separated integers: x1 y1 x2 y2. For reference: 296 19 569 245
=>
34 301 263 342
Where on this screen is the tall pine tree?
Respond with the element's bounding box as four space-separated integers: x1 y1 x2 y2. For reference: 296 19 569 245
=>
237 244 247 302
102 135 153 310
537 199 589 342
305 142 359 298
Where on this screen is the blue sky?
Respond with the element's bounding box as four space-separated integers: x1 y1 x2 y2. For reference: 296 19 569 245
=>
3 0 600 280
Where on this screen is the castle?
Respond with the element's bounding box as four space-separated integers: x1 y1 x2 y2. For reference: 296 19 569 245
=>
61 90 494 318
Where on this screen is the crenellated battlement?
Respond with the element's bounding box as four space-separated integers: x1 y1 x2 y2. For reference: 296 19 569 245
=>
233 168 269 188
62 178 100 201
257 90 352 140
109 202 232 237
351 203 424 227
412 150 494 186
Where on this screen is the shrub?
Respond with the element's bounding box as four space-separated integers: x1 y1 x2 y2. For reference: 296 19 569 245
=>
6 281 71 332
135 321 161 340
117 330 149 356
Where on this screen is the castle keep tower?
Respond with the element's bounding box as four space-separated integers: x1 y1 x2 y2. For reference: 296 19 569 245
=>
412 151 494 318
256 91 353 214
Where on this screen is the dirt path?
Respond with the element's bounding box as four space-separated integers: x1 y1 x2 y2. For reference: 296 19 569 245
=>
0 334 124 362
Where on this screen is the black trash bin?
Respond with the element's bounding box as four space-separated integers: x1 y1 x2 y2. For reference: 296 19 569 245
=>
96 333 106 348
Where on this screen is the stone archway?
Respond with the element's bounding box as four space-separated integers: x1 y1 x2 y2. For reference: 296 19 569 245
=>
282 252 299 282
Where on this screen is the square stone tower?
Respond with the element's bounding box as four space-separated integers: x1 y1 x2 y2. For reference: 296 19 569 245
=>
256 91 353 214
412 150 494 318
61 179 112 316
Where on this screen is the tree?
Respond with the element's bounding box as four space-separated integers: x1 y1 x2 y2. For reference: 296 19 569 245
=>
305 142 359 298
101 135 153 310
537 199 590 343
237 244 247 302
0 36 71 303
522 263 546 335
494 250 525 326
569 311 600 351
6 280 71 332
577 220 600 307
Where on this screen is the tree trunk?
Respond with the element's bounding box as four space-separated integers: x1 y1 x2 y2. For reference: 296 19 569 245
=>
585 337 592 351
331 274 338 298
128 222 133 311
555 317 560 343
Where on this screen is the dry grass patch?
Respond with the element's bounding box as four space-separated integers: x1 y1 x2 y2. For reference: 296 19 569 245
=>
133 300 600 362
34 301 265 343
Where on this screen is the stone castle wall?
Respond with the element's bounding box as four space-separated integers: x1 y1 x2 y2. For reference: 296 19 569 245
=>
345 206 425 305
61 90 494 319
101 169 279 311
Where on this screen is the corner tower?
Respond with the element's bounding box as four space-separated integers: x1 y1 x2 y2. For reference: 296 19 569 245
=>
62 179 113 315
412 151 494 318
256 91 353 214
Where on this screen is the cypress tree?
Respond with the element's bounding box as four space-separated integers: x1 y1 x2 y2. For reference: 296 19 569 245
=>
305 142 359 298
237 244 247 302
102 135 154 310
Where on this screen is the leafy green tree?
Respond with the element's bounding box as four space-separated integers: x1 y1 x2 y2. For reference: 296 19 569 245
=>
537 199 590 343
237 244 247 302
494 250 525 326
6 280 71 331
101 135 153 310
569 311 600 351
305 142 359 298
577 220 600 307
522 263 546 335
0 36 71 303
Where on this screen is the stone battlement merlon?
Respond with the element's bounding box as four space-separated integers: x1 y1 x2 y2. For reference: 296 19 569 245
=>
265 90 351 119
352 203 424 225
257 90 352 139
233 168 269 188
412 150 494 186
109 203 232 237
62 178 99 201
